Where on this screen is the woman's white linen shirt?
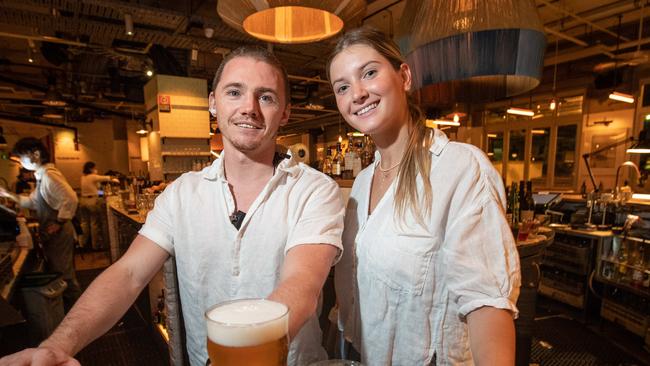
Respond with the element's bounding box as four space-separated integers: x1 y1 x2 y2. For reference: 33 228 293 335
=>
335 129 521 365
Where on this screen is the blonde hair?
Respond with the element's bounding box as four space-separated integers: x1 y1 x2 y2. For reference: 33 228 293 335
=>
327 27 432 225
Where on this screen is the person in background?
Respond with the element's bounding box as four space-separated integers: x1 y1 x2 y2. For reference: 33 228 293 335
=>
0 46 344 366
14 168 35 195
329 28 520 365
0 137 82 309
79 161 118 251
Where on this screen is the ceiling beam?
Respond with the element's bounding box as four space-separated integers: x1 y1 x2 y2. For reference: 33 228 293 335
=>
538 0 630 42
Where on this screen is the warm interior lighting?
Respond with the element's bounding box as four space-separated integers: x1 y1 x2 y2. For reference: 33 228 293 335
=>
532 114 544 120
632 193 650 200
43 86 67 107
146 69 153 77
531 129 547 135
124 13 134 36
453 114 460 123
506 107 534 117
425 119 460 128
347 132 365 137
609 91 634 104
627 147 650 154
140 136 149 162
242 6 343 44
42 108 64 119
338 135 342 143
549 99 557 110
645 114 650 121
487 133 498 138
136 128 147 135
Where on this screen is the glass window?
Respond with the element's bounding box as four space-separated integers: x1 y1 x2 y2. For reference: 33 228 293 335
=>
487 132 504 176
530 128 550 187
507 129 526 186
554 124 578 187
557 95 583 117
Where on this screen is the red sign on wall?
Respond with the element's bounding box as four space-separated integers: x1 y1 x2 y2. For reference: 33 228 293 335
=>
158 95 171 113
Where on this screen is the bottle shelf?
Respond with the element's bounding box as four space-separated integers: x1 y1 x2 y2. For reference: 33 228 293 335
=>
600 257 650 274
595 275 650 299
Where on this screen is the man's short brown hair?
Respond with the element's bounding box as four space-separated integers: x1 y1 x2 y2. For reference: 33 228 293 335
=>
211 46 291 106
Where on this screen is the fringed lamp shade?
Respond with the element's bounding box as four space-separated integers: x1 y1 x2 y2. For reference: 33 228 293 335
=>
218 0 366 44
398 0 546 105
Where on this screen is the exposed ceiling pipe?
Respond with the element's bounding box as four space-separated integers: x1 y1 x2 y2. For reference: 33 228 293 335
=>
544 36 650 66
543 27 588 47
0 32 88 47
0 112 79 142
538 0 630 42
0 75 142 119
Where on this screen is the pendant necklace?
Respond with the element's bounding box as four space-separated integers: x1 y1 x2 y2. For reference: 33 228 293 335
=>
377 160 401 180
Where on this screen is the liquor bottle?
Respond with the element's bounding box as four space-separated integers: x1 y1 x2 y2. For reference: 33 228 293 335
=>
520 181 535 222
322 149 333 176
518 181 525 221
332 144 342 178
510 182 519 226
505 185 513 225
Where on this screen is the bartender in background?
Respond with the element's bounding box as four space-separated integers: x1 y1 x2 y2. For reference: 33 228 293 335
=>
79 161 118 251
0 137 81 309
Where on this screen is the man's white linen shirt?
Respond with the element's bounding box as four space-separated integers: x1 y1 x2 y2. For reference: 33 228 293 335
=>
335 129 521 365
140 151 345 366
18 164 78 221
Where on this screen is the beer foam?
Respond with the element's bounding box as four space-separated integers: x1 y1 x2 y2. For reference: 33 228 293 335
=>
206 299 289 347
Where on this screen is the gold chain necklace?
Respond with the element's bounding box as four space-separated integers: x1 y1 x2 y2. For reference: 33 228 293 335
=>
377 160 401 180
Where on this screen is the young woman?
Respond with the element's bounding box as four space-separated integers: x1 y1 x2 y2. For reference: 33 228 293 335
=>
329 28 521 365
79 161 117 250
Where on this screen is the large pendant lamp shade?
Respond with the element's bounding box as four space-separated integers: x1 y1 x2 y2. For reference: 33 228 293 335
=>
398 0 546 105
217 0 366 44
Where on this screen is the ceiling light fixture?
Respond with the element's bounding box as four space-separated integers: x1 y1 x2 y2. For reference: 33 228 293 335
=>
124 13 134 36
42 85 67 107
217 0 365 44
136 119 153 135
42 108 64 119
609 15 635 104
506 107 534 117
609 91 635 104
399 0 544 105
627 129 650 153
425 119 461 127
145 69 153 77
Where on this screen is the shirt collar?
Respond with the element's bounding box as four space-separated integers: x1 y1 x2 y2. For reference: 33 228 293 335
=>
34 163 54 180
202 146 299 181
429 128 450 156
372 128 450 162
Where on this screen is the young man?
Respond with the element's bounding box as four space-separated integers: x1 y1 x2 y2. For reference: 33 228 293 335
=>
0 46 344 366
0 138 81 308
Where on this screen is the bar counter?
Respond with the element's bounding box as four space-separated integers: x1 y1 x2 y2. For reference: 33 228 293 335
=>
106 197 185 365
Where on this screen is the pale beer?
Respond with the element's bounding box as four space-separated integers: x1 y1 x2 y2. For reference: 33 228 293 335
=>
205 299 289 366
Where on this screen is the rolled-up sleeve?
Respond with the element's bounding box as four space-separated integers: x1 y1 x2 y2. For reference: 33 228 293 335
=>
286 178 345 263
139 182 176 255
443 184 520 319
18 191 37 210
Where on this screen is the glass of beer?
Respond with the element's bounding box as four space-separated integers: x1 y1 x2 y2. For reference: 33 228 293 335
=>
205 298 289 366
